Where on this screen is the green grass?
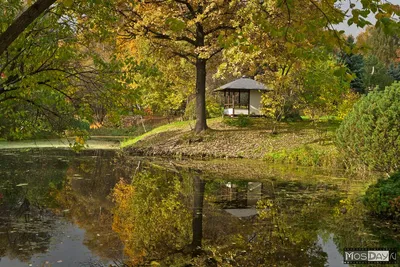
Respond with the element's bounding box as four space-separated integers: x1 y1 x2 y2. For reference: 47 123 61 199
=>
121 120 195 148
120 118 224 148
264 143 341 168
121 116 344 165
89 127 140 136
300 115 341 122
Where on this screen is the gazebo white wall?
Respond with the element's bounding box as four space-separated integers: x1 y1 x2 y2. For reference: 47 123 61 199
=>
224 108 249 116
249 90 262 115
214 77 270 116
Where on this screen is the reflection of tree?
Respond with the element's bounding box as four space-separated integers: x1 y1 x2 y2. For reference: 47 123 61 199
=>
112 161 400 266
199 179 335 267
191 174 206 254
329 196 400 253
112 168 331 265
53 153 126 261
0 150 68 262
113 169 193 265
0 214 55 262
0 149 125 263
112 168 331 266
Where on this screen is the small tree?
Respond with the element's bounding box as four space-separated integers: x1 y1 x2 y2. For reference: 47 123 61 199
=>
336 82 400 172
340 36 366 94
363 55 394 91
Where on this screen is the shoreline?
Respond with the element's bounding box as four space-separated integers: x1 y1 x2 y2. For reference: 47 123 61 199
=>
122 118 343 168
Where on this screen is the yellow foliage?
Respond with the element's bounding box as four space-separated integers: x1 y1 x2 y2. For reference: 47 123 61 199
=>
112 173 192 265
337 92 360 120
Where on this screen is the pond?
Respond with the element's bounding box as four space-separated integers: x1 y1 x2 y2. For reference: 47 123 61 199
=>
0 149 399 266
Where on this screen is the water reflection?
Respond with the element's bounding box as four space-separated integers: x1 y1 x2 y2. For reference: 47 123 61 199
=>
112 162 400 266
0 149 399 266
0 149 124 266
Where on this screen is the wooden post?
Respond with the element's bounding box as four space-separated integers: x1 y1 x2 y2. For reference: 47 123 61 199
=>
232 90 235 116
248 89 250 116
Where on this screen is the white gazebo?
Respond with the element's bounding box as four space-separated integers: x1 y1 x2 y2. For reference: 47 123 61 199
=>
214 77 270 116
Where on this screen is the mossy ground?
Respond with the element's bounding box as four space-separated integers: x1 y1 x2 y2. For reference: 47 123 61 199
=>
122 117 343 168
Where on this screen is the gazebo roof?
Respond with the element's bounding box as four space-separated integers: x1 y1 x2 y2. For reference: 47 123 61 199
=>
214 77 269 91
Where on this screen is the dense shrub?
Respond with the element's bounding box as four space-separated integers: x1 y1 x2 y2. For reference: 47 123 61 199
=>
363 172 400 219
336 82 400 172
223 114 251 127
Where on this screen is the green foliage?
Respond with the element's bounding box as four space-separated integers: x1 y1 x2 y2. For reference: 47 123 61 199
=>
184 95 222 120
364 172 400 218
301 59 352 119
260 58 353 122
223 114 251 127
206 96 223 119
363 55 394 91
336 82 400 172
0 0 130 142
389 64 400 81
341 37 366 94
264 144 340 168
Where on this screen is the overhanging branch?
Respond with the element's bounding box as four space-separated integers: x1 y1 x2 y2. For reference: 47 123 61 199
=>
0 0 57 55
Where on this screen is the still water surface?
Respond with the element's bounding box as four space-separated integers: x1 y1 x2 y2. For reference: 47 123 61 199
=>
0 149 398 266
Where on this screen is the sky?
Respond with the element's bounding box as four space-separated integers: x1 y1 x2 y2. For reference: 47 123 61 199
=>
334 0 400 37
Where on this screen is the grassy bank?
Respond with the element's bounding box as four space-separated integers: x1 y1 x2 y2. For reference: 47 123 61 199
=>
122 117 343 168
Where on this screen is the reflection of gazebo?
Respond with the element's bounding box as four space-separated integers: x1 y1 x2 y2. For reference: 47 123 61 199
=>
215 77 270 116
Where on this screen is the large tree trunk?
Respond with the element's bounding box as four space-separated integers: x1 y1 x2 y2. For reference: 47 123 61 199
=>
191 175 205 255
0 0 57 56
194 57 207 133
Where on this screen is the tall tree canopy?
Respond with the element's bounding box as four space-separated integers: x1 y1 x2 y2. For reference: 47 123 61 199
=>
117 0 241 132
1 0 400 137
357 26 400 66
0 0 125 140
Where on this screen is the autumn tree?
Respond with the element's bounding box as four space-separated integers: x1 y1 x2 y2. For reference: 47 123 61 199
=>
0 1 126 140
356 26 399 91
357 26 400 66
218 0 348 122
116 37 195 119
0 0 57 55
117 0 241 133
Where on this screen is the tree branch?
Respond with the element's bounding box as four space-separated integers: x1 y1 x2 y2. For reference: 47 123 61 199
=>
308 0 343 48
171 51 196 65
209 47 223 59
204 25 236 36
145 27 197 46
174 0 196 18
0 0 57 55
